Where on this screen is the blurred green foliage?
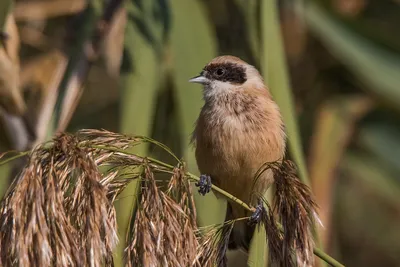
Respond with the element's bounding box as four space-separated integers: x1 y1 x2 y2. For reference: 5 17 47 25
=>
0 0 399 266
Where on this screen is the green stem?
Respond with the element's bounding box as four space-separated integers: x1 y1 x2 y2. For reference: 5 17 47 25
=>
0 151 29 166
314 247 345 267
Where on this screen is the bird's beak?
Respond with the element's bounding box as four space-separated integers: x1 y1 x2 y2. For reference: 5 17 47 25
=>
189 75 208 84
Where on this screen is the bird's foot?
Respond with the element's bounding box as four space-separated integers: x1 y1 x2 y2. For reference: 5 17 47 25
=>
249 201 266 225
195 174 212 195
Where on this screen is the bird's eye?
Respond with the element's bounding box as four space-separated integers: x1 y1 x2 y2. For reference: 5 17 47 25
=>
216 68 225 76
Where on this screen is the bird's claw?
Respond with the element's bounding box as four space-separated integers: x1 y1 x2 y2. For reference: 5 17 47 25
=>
195 174 212 195
249 202 266 225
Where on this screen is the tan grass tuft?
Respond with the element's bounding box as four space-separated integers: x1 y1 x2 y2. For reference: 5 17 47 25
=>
272 160 318 267
253 160 318 266
55 134 118 267
126 164 200 267
257 201 285 264
0 132 119 266
0 129 326 267
196 220 235 267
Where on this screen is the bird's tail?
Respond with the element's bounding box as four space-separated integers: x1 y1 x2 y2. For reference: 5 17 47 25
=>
227 160 320 267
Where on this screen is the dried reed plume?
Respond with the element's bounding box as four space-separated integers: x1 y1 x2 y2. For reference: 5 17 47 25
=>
0 129 339 267
80 130 202 266
256 201 284 265
196 220 235 267
0 132 118 267
126 164 200 267
257 160 319 267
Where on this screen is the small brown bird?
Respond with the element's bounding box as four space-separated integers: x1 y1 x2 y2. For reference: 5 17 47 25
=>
190 55 317 266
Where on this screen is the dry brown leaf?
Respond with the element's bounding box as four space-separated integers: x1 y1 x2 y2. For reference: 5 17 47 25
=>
102 6 126 77
0 14 24 115
14 0 87 21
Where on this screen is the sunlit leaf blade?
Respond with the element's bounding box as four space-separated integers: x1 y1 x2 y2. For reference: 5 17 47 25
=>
232 0 261 62
254 0 315 265
261 0 310 186
169 0 226 227
304 2 400 108
114 0 165 265
248 191 272 267
249 0 302 265
248 227 267 267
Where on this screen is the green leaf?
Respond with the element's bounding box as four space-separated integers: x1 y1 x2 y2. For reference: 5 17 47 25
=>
232 0 261 62
250 0 313 265
169 0 226 227
248 224 267 267
304 2 400 108
261 0 310 186
248 190 272 267
114 0 166 265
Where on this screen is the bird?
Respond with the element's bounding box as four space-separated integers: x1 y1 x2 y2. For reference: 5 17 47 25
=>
189 55 317 266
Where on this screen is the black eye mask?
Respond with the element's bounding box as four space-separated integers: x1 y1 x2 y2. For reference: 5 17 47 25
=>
203 63 247 84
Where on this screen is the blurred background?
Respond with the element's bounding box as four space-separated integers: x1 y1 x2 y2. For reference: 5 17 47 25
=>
0 0 399 266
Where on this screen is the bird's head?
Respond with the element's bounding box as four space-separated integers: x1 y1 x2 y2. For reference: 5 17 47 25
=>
189 55 266 100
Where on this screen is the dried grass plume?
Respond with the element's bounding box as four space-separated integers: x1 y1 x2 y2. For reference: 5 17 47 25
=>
0 129 325 267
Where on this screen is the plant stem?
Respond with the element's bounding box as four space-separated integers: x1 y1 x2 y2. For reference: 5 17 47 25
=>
0 151 29 166
314 248 345 267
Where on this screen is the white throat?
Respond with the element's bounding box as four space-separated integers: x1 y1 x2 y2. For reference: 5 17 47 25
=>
203 80 239 102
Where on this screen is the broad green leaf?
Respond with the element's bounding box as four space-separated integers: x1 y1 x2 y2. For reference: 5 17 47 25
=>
304 2 400 108
251 0 314 265
114 0 166 265
262 0 310 186
169 0 226 226
232 0 261 62
248 190 272 267
248 224 267 267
